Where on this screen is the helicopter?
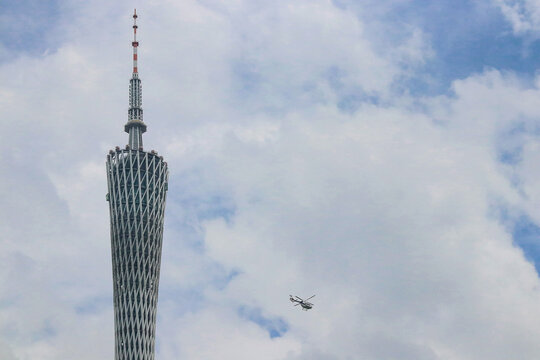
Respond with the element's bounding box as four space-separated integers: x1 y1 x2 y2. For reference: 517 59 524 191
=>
289 294 315 311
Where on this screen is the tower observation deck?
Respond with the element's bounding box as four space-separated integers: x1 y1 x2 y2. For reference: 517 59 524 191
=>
106 10 169 360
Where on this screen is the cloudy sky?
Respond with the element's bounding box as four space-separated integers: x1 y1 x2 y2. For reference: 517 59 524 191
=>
6 0 540 359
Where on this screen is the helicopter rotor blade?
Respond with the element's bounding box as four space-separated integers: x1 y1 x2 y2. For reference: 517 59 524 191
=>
305 295 316 301
294 303 300 306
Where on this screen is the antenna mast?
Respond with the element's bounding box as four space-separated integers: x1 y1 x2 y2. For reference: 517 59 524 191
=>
132 9 138 74
124 8 146 149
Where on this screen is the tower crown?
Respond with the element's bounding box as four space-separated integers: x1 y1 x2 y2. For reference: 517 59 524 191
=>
124 8 146 150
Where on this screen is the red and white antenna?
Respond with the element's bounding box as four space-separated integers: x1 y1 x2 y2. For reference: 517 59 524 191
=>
132 9 139 74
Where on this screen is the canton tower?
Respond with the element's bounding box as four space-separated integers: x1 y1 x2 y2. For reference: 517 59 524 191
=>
106 10 169 360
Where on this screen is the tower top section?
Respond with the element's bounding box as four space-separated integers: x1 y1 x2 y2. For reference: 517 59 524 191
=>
124 9 146 150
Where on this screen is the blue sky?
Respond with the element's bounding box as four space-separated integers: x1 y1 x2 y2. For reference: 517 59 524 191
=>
0 0 62 58
5 0 540 359
4 0 540 95
338 0 540 93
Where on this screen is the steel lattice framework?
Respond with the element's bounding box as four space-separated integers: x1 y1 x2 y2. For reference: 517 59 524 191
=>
106 149 168 359
106 10 168 360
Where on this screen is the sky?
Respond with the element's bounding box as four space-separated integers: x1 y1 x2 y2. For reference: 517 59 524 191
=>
5 0 540 359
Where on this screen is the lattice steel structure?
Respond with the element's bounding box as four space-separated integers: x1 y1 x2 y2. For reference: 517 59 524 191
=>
106 10 169 360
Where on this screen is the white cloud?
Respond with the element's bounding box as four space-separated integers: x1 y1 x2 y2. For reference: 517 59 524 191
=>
197 87 540 358
158 306 301 359
495 0 540 35
3 0 540 359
